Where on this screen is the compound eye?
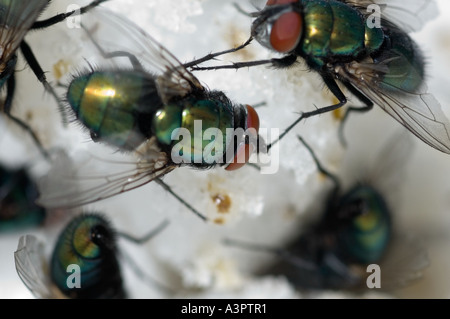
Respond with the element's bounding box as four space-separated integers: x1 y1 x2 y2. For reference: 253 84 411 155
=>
225 105 260 171
246 104 260 132
270 11 303 53
265 0 302 53
225 144 255 171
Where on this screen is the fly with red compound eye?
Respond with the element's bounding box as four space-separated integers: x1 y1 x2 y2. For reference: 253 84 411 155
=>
191 0 450 155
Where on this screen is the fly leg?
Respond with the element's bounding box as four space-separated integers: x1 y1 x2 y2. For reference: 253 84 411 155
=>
3 73 50 159
189 54 298 71
20 1 111 127
297 135 340 199
183 37 254 69
338 81 374 147
30 0 109 30
266 73 347 152
115 219 175 295
155 178 207 222
80 25 144 71
223 238 317 271
117 219 170 244
19 41 68 127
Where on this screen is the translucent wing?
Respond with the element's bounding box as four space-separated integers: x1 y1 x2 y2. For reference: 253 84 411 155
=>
343 0 438 32
71 6 204 105
337 58 450 155
377 234 429 290
14 235 54 299
363 128 415 198
0 0 49 63
36 144 176 209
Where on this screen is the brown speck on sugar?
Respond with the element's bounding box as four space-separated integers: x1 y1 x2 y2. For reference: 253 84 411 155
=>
212 193 232 213
53 59 71 81
213 217 225 225
224 24 255 61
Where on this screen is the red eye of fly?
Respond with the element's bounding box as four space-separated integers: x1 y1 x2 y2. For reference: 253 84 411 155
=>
226 105 260 171
265 0 302 53
245 104 260 132
270 11 303 53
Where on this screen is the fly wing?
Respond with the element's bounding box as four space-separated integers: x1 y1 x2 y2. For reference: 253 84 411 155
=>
71 6 204 104
14 235 54 299
364 128 415 198
377 234 429 290
346 234 429 291
342 0 438 32
36 145 176 209
337 58 450 155
0 0 49 63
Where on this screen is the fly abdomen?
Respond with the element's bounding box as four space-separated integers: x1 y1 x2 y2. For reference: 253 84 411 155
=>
364 24 384 55
50 214 125 299
374 26 425 93
67 70 161 151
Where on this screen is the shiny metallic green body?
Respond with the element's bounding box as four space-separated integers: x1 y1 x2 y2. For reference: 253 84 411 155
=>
68 70 236 165
374 24 425 92
154 96 234 165
335 185 391 264
298 0 383 67
68 70 158 151
297 0 423 92
50 214 125 299
265 184 391 289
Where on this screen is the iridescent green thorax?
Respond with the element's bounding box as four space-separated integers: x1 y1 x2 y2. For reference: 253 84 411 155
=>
299 0 369 67
0 167 46 232
50 214 125 299
153 92 235 165
67 70 161 151
336 185 391 264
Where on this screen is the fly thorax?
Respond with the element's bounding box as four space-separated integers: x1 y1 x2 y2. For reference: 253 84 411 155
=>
156 95 234 166
336 186 391 264
301 0 366 60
